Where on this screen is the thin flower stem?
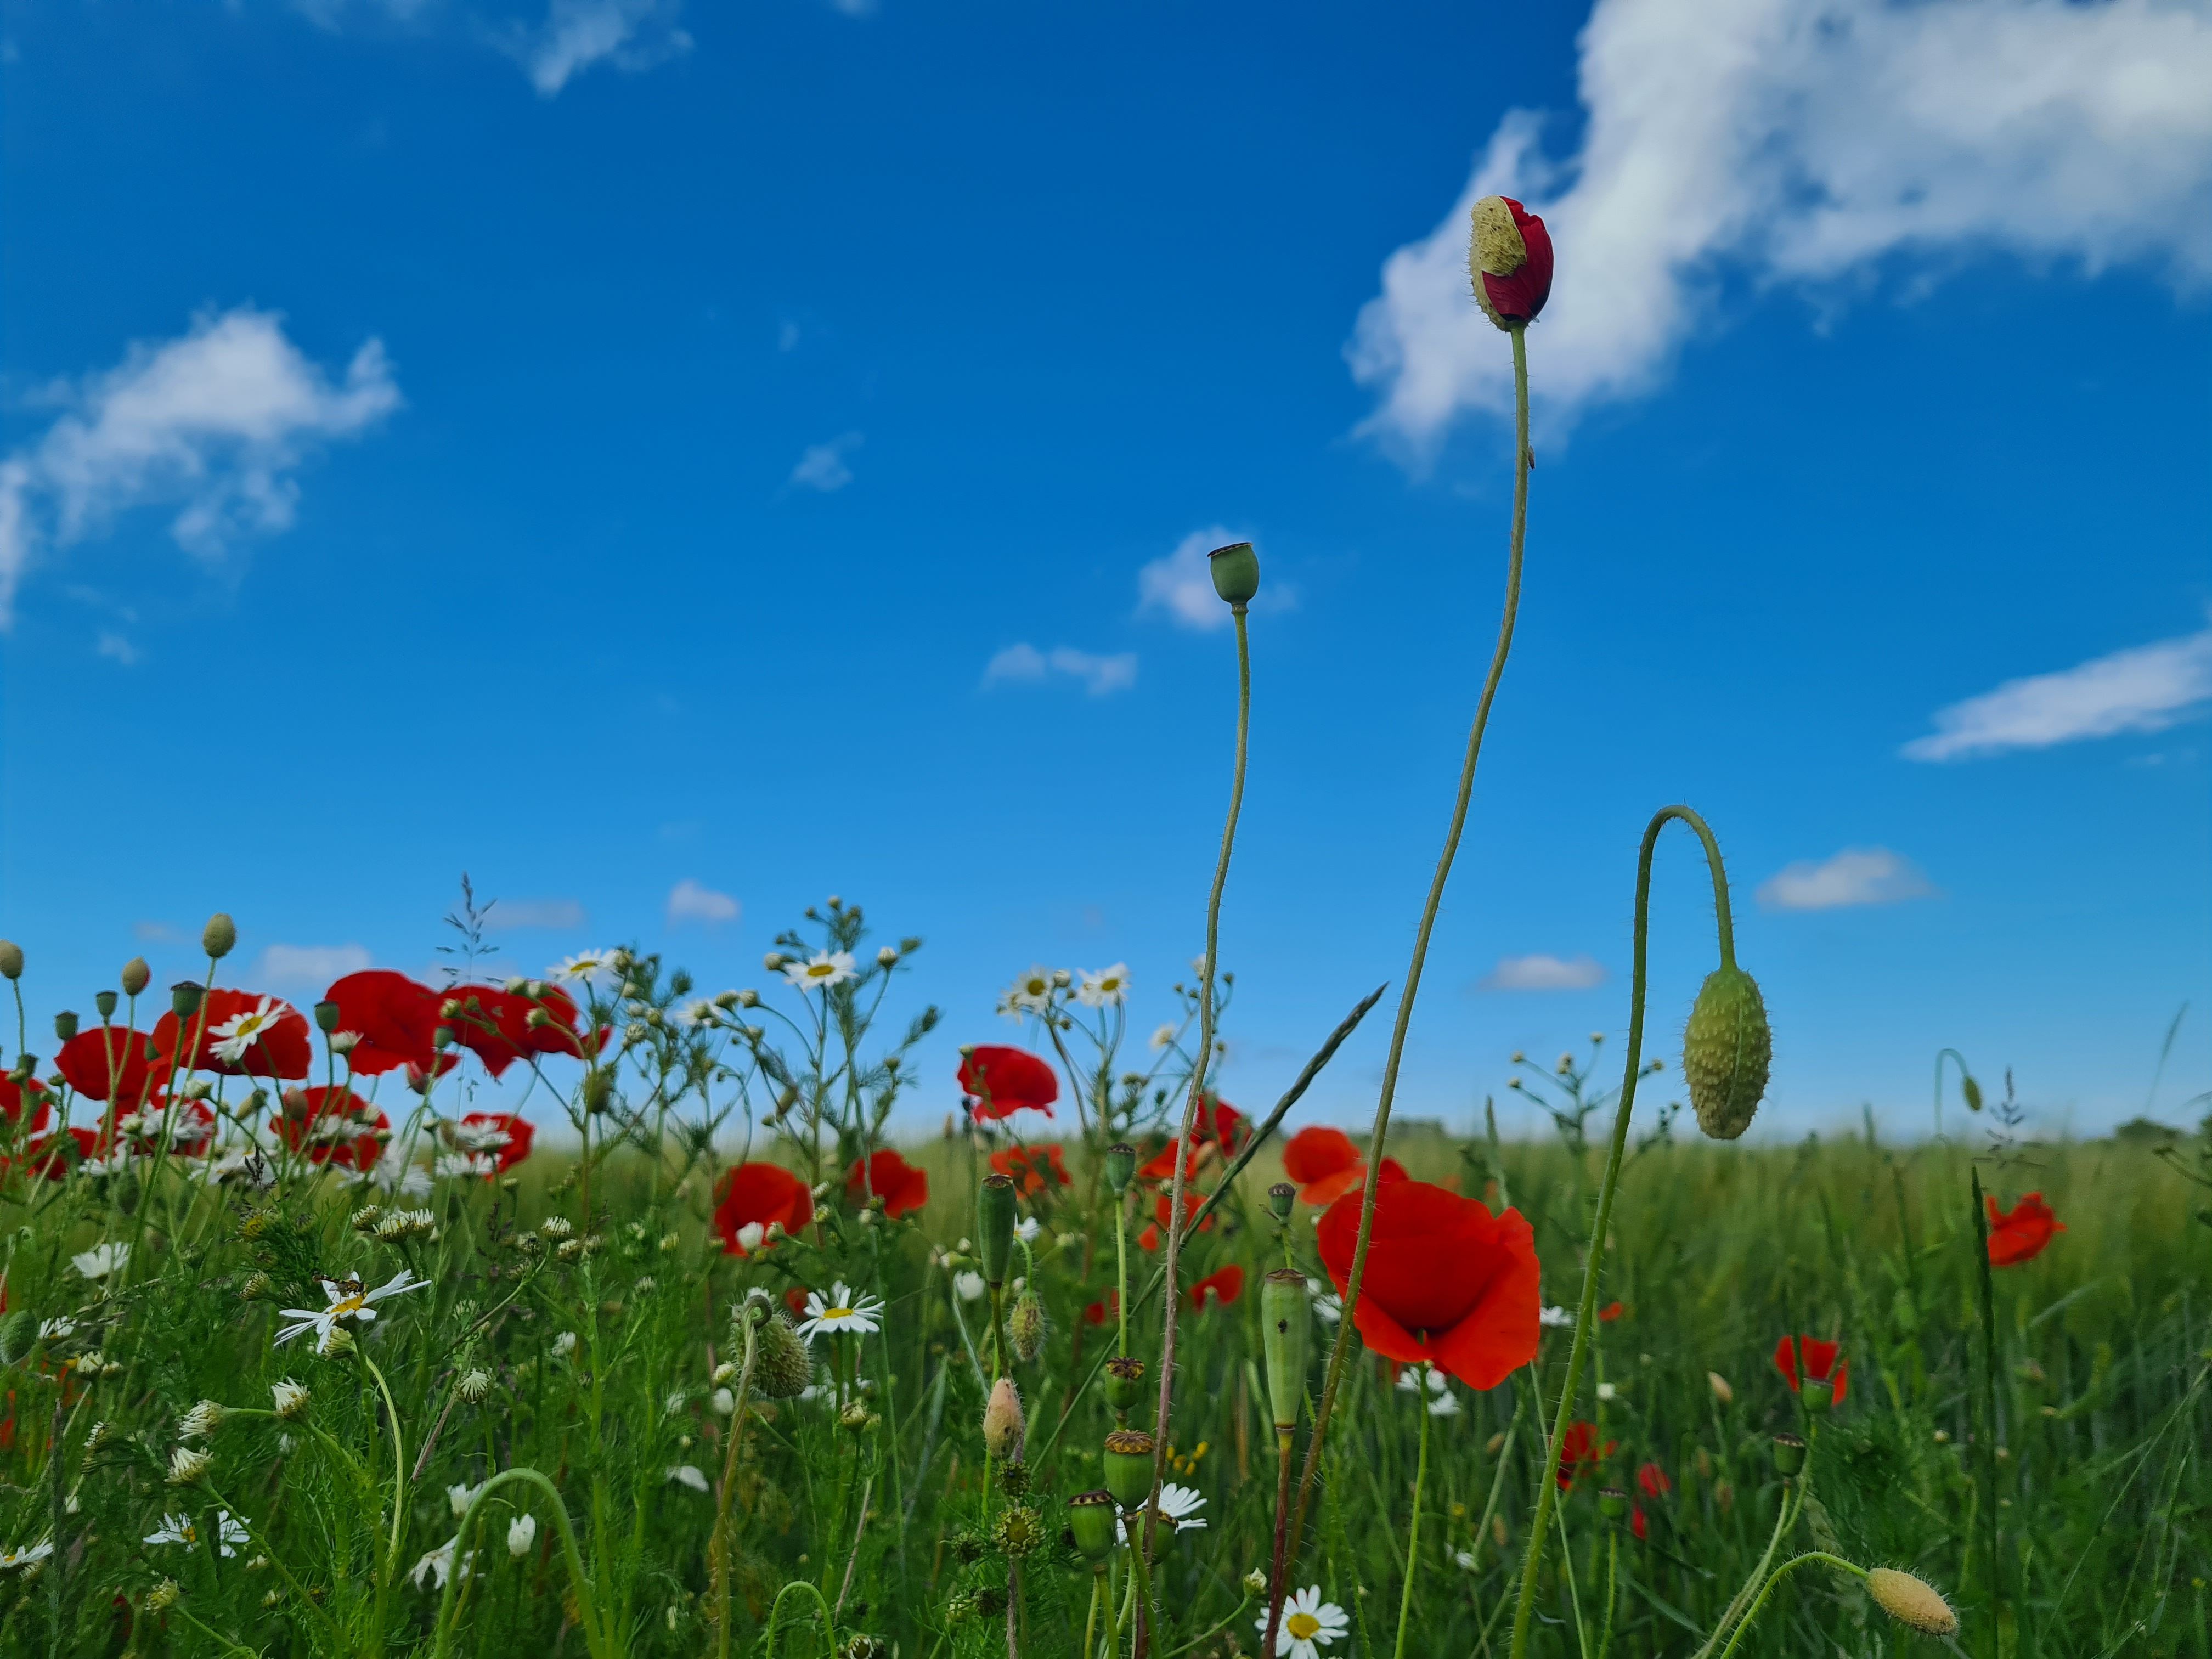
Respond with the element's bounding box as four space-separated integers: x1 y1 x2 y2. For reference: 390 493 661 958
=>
1084 1568 1107 1659
1970 1167 2006 1656
1595 1529 1618 1659
1508 804 1739 1659
1264 1433 1294 1652
1289 320 1533 1572
361 1353 410 1584
1713 1553 1864 1659
1146 601 1252 1635
1691 1481 1803 1659
1391 1372 1435 1659
1115 1197 1130 1358
712 1316 760 1659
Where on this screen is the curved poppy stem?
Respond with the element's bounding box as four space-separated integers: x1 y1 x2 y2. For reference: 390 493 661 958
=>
1713 1553 1864 1659
1507 804 1736 1659
1934 1047 1972 1141
1286 321 1533 1576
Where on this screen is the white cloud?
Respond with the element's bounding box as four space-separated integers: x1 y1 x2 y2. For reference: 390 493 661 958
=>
1137 527 1246 631
983 643 1138 696
1349 0 2212 460
1757 847 1934 912
504 0 692 98
258 943 374 988
1480 953 1608 991
133 921 179 943
485 898 587 931
789 431 862 492
95 631 139 666
0 307 399 627
1903 624 2212 761
667 878 740 927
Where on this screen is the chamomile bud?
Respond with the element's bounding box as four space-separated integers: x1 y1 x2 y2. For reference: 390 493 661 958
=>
456 1369 493 1404
148 1578 181 1612
166 1446 213 1485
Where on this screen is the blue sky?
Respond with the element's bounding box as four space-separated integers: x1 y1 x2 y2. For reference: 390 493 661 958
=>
2 0 2208 1141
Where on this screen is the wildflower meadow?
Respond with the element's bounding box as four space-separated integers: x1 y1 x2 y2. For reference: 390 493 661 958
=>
0 198 2204 1659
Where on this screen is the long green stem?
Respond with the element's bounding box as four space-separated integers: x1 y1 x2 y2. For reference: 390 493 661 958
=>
1714 1553 1864 1659
712 1316 761 1659
1691 1482 1801 1659
1508 806 1737 1659
1595 1530 1618 1659
1970 1168 2005 1658
1287 321 1533 1570
362 1354 409 1582
1391 1373 1435 1659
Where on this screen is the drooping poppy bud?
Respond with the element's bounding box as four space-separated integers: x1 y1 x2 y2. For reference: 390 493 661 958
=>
1683 966 1770 1139
1067 1489 1119 1562
1209 541 1260 609
1961 1074 1984 1113
202 913 238 960
1103 1355 1146 1414
1865 1568 1959 1637
983 1378 1025 1462
121 957 150 997
1104 1142 1138 1195
1260 1268 1310 1435
1468 196 1554 331
745 1296 815 1400
977 1173 1017 1286
1101 1429 1155 1511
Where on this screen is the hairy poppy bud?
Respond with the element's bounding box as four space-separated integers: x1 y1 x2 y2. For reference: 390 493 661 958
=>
1468 195 1554 331
752 1307 815 1400
1260 1269 1310 1434
1866 1568 1960 1637
120 957 150 996
0 940 20 981
983 1377 1025 1462
202 913 238 961
1103 1355 1146 1414
1209 541 1260 608
977 1173 1017 1286
1102 1429 1155 1511
1266 1182 1295 1222
1683 966 1771 1140
1104 1143 1138 1195
1008 1290 1047 1364
52 1011 78 1044
1961 1074 1984 1113
171 982 204 1019
1770 1432 1806 1477
1067 1489 1119 1562
94 990 119 1020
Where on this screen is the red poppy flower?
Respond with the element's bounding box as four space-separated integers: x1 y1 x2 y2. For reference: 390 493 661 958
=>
1188 1263 1244 1312
1084 1289 1120 1327
0 1076 54 1136
846 1148 929 1218
441 985 591 1078
1556 1420 1615 1489
155 991 312 1079
1630 1505 1648 1542
459 1112 535 1173
1599 1301 1624 1323
989 1143 1070 1197
1280 1125 1407 1207
1771 1336 1849 1404
1637 1462 1671 1499
323 971 443 1076
958 1046 1058 1119
784 1286 811 1319
55 1028 168 1107
1137 1095 1252 1182
1474 196 1554 326
1987 1192 2064 1267
11 1126 105 1181
713 1161 814 1256
1317 1176 1539 1392
272 1088 388 1170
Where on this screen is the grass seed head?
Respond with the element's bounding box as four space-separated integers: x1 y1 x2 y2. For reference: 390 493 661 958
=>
1866 1567 1960 1637
1683 966 1771 1139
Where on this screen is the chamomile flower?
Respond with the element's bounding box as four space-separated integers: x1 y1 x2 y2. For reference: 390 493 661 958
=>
1014 1216 1041 1245
202 1148 278 1191
1256 1587 1350 1659
447 1482 482 1519
1396 1367 1460 1418
273 1269 431 1355
210 997 288 1066
507 1514 538 1558
1539 1305 1575 1329
554 950 619 984
1154 1483 1207 1531
449 1119 512 1154
1001 967 1055 1015
675 1000 718 1029
795 1282 884 1340
436 1152 498 1180
1076 964 1131 1008
37 1318 74 1340
952 1270 986 1304
146 1512 249 1556
0 1539 53 1571
408 1536 472 1590
665 1465 710 1492
1149 1024 1178 1050
71 1242 129 1280
1304 1279 1342 1324
784 951 857 993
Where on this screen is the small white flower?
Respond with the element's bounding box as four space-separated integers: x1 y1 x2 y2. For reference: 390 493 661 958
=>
1149 1023 1178 1050
0 1539 53 1571
328 1029 363 1054
1304 1279 1342 1324
141 1103 215 1147
450 1119 513 1154
733 1221 766 1253
552 1331 578 1358
409 1536 472 1590
666 1465 710 1492
210 997 290 1065
1014 1216 1041 1245
272 1379 309 1418
1256 1585 1350 1659
82 1150 139 1179
1076 964 1131 1008
1539 1305 1575 1329
448 1482 482 1519
167 1446 213 1485
711 1387 736 1417
178 1401 227 1440
1155 1482 1207 1531
1455 1550 1478 1571
952 1270 986 1304
506 1514 537 1558
146 1512 249 1557
674 1000 718 1029
273 1269 432 1355
37 1317 74 1340
784 951 856 992
1596 1382 1617 1403
554 950 619 984
436 1152 498 1180
71 1242 129 1280
795 1282 885 1340
1397 1366 1460 1416
1001 967 1056 1015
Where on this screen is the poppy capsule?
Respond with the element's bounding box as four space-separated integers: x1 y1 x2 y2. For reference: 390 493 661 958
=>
1260 1269 1310 1435
977 1174 1017 1287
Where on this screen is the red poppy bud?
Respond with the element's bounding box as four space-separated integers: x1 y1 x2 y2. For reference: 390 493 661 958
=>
1468 195 1554 331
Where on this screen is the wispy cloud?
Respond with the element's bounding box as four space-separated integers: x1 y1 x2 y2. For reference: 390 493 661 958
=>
983 643 1138 696
133 921 179 943
0 307 399 626
1904 624 2212 761
502 0 692 99
1480 953 1607 992
789 432 862 493
667 878 739 927
258 943 373 988
1757 847 1934 912
95 631 139 666
1349 0 2212 461
484 898 587 932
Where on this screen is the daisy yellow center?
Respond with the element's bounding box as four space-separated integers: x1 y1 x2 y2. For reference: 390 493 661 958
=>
805 963 837 979
1287 1612 1321 1640
825 1306 852 1319
180 1523 198 1544
1025 979 1047 995
330 1293 368 1319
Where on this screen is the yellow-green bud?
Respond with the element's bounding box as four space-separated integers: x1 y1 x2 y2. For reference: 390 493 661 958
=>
1067 1489 1119 1562
0 941 20 980
1101 1429 1155 1510
1961 1074 1984 1113
1865 1568 1960 1637
1683 966 1770 1139
1208 541 1260 608
977 1173 1017 1286
120 957 150 996
1260 1269 1310 1433
202 913 238 960
1008 1290 1047 1364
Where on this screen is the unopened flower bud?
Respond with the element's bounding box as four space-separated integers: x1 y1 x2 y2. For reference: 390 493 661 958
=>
763 952 786 972
240 1272 275 1302
167 1445 213 1485
1008 1291 1047 1364
1101 1429 1155 1510
456 1369 493 1404
1962 1074 1984 1112
752 1308 815 1400
1866 1568 1960 1637
977 1173 1017 1286
1707 1370 1734 1406
507 1513 538 1558
1207 540 1260 608
178 1400 227 1440
53 1011 78 1043
1104 1143 1138 1195
983 1378 1025 1462
148 1578 181 1611
201 913 238 960
0 940 21 980
1260 1269 1311 1434
1467 195 1554 331
1683 965 1770 1141
121 957 150 996
1068 1489 1118 1562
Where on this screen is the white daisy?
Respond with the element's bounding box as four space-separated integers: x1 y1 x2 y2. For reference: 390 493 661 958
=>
408 1536 472 1590
952 1270 986 1304
274 1269 431 1355
1149 1024 1178 1050
674 1000 718 1029
145 1512 250 1557
81 1150 139 1180
732 1221 766 1253
1076 964 1131 1008
447 1482 482 1519
1256 1586 1350 1659
71 1243 129 1280
784 951 857 993
1002 967 1056 1014
141 1102 216 1147
202 1148 277 1191
665 1465 710 1492
1397 1366 1460 1416
507 1514 537 1558
436 1152 498 1181
1014 1216 1041 1245
1539 1305 1575 1329
0 1539 53 1571
554 950 619 984
1305 1279 1342 1324
1155 1483 1207 1531
794 1281 884 1340
450 1120 512 1154
37 1318 74 1340
210 997 291 1065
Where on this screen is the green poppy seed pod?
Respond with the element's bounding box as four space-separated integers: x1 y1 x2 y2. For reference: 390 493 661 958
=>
1598 1486 1629 1523
1800 1378 1834 1414
1682 966 1771 1140
201 913 237 961
1067 1489 1119 1562
1962 1074 1984 1113
977 1173 1017 1286
983 1377 1025 1463
1208 541 1260 608
1865 1568 1960 1638
1104 1143 1138 1195
1008 1290 1047 1364
120 957 150 997
1267 1182 1295 1221
53 1011 78 1044
314 1001 341 1034
1260 1269 1310 1433
94 990 119 1020
1770 1432 1806 1477
1101 1429 1155 1511
0 941 20 980
751 1308 816 1400
1103 1355 1146 1414
171 981 204 1019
